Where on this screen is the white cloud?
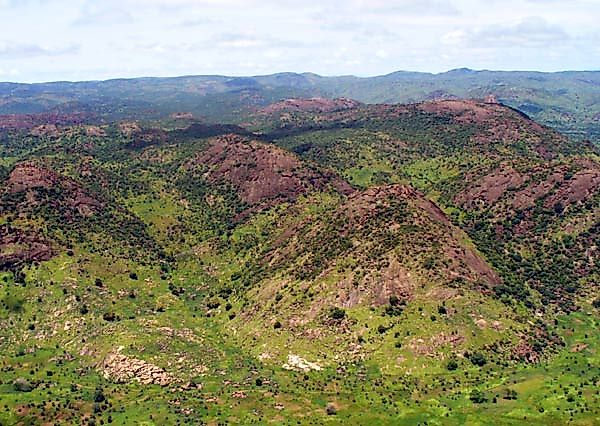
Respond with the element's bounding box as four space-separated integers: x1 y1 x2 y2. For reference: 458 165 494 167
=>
0 0 597 82
441 17 570 50
0 42 79 58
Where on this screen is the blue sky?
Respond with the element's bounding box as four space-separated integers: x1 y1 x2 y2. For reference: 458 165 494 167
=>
0 0 599 82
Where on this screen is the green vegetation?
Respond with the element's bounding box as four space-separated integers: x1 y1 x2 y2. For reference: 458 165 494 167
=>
0 97 598 425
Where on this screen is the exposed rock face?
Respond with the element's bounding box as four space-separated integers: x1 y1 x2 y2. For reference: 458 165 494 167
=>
457 159 600 212
0 112 90 131
188 134 353 211
29 124 60 137
100 350 174 386
84 125 106 137
424 90 459 101
0 225 54 269
341 184 501 287
545 163 600 208
264 183 501 313
282 354 322 371
262 98 361 114
127 128 168 149
343 184 451 227
118 121 142 136
4 162 59 193
455 164 527 208
3 161 104 218
416 99 572 159
170 112 194 120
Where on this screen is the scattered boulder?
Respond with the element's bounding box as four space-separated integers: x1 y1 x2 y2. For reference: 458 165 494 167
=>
282 354 322 372
100 349 175 386
13 377 34 392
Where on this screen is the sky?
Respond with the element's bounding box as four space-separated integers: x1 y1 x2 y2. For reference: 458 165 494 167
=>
0 0 599 82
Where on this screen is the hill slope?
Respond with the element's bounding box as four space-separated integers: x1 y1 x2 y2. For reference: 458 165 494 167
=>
1 69 600 142
0 99 598 425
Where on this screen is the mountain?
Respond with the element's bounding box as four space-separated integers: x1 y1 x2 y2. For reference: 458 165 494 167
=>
2 69 600 142
0 98 598 425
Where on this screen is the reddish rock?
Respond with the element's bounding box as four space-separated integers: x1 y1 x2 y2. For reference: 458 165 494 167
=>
0 112 90 132
0 226 54 269
261 97 361 114
187 134 353 215
455 164 527 208
4 161 104 218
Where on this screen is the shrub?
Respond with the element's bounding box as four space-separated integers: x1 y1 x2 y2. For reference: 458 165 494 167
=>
329 307 346 320
470 389 487 404
94 387 106 403
469 352 487 367
446 359 459 371
207 299 220 309
3 294 24 313
102 312 117 322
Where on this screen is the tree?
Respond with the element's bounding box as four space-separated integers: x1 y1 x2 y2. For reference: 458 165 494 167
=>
470 389 487 404
469 352 487 367
329 307 346 320
446 359 459 371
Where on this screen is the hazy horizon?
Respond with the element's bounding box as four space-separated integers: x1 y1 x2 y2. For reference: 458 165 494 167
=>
2 67 600 85
1 0 599 83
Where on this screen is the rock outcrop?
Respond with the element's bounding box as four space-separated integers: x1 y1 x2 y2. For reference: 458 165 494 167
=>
100 349 174 387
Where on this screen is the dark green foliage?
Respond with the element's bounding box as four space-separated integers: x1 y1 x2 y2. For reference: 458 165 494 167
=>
469 352 487 367
446 359 459 371
329 307 346 321
470 389 487 404
2 294 24 313
385 296 405 317
102 312 117 322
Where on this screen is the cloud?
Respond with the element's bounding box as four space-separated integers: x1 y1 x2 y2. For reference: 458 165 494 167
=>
0 67 19 77
358 0 459 16
0 42 79 58
0 0 597 81
442 17 569 48
177 17 218 27
72 5 133 26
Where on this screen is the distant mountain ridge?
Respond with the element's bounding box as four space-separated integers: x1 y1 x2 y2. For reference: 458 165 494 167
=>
1 68 600 142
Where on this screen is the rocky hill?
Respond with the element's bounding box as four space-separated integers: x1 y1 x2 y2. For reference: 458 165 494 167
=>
0 98 598 425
